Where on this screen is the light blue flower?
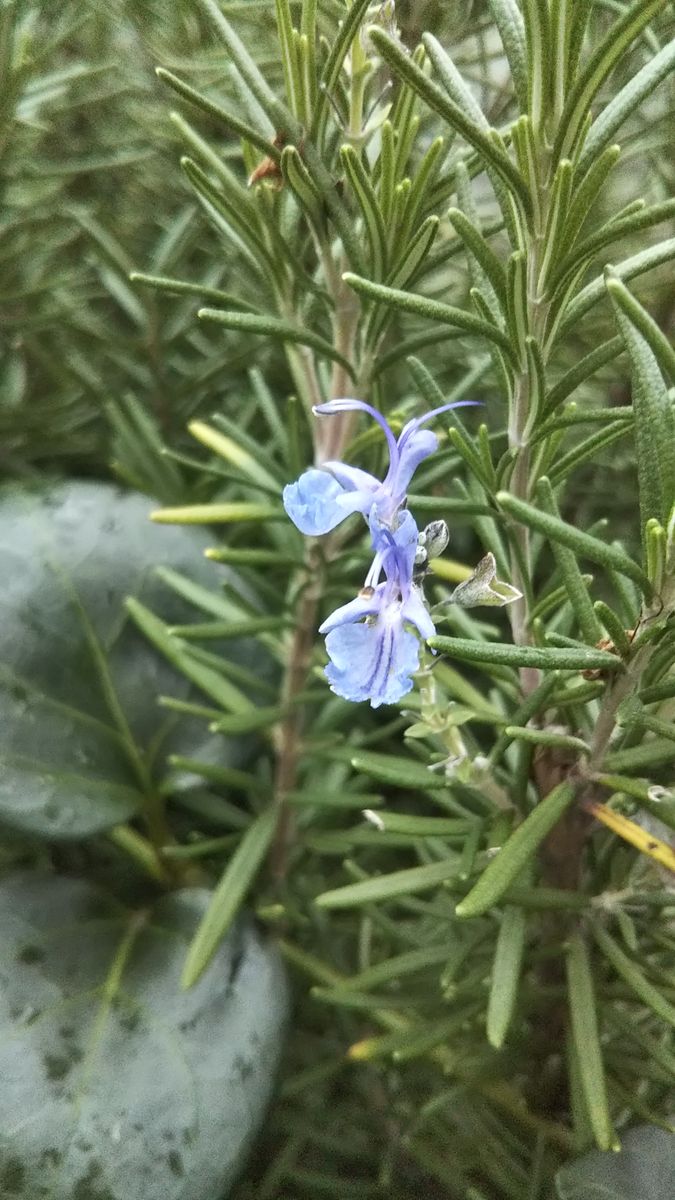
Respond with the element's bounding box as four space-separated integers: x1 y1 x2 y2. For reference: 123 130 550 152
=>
282 398 477 535
283 397 478 706
318 509 435 707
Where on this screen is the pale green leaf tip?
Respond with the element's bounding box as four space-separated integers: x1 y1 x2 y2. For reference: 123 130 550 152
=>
180 963 198 990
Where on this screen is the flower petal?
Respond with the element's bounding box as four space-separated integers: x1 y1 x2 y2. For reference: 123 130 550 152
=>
282 469 372 535
402 584 436 640
369 507 419 591
324 612 421 707
322 461 380 494
387 427 439 501
319 587 382 635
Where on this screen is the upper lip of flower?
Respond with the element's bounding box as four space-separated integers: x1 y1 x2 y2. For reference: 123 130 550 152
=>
313 397 479 525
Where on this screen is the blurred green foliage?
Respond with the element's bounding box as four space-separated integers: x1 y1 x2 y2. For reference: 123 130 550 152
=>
1 2 675 1199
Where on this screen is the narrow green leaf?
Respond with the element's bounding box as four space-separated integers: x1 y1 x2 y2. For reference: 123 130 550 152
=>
287 790 383 811
180 155 271 274
314 857 460 910
188 420 280 490
344 750 450 791
592 921 675 1027
198 0 293 131
486 0 528 109
497 487 651 592
198 307 354 376
566 932 616 1151
340 144 388 280
552 198 675 291
448 207 507 305
522 0 552 136
387 215 439 290
170 616 286 641
399 137 446 244
130 272 259 312
604 738 675 774
156 67 276 159
505 727 590 754
210 705 286 735
553 0 666 162
548 422 631 487
362 812 476 837
545 336 624 412
537 478 604 643
490 673 560 763
182 805 277 987
274 0 301 117
125 599 252 715
606 275 675 386
486 906 527 1048
579 37 675 173
537 159 573 289
563 144 622 249
428 635 623 673
607 278 674 533
560 239 675 333
280 145 324 225
422 33 488 129
343 272 515 359
506 249 528 360
347 945 455 992
456 782 576 918
368 27 531 214
151 502 280 524
313 0 371 141
593 602 632 658
564 0 593 90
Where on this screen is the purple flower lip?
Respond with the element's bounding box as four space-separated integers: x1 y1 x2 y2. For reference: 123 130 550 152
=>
313 400 480 519
284 397 479 536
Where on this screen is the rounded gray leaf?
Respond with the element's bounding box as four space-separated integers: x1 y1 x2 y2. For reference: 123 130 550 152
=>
0 871 289 1199
0 481 255 839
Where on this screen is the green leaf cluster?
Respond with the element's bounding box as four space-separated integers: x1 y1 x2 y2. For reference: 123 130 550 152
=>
3 1 675 1198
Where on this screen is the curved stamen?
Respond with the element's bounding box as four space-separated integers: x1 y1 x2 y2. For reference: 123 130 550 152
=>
399 399 482 442
313 399 399 465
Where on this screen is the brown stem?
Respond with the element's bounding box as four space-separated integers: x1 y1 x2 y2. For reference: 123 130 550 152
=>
270 536 325 881
271 272 369 881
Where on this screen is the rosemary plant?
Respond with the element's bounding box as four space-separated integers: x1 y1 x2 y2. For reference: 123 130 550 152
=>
2 2 675 1198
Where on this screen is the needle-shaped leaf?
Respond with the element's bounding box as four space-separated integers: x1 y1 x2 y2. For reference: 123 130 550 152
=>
156 67 277 159
486 0 528 109
607 275 675 534
198 307 355 376
368 27 531 214
428 636 623 673
340 144 388 280
486 905 527 1048
497 487 651 592
578 37 675 173
565 931 616 1151
553 0 666 162
456 782 577 917
343 272 515 358
315 857 461 910
591 921 675 1027
182 805 278 987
